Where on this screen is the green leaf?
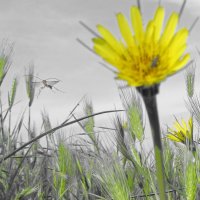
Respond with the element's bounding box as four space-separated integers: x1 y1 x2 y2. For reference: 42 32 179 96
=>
185 161 197 200
14 185 38 200
25 65 35 106
128 105 144 141
0 57 6 81
8 78 18 108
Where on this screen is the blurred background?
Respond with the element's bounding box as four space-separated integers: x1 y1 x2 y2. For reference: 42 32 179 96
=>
0 0 199 140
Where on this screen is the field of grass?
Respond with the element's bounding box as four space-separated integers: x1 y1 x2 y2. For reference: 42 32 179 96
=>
0 0 200 197
1 1 200 199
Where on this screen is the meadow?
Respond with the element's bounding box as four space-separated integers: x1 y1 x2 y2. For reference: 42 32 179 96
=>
0 1 200 200
0 44 198 200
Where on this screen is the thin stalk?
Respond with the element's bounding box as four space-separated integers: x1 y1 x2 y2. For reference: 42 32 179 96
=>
28 106 31 139
131 188 182 199
8 110 11 134
7 109 11 152
0 95 5 142
0 109 124 163
6 143 33 200
142 94 166 200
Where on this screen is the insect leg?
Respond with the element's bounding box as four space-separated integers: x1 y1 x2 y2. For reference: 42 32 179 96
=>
37 86 45 98
53 86 65 93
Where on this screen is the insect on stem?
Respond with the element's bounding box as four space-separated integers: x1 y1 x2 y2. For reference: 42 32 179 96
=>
151 56 159 68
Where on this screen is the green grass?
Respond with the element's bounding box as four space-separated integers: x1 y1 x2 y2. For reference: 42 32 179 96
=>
0 44 199 199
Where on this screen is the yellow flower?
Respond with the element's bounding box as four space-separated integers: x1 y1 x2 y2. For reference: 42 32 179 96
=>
92 6 190 87
167 117 193 144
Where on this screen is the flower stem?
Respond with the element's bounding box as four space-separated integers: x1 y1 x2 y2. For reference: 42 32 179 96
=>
138 86 166 200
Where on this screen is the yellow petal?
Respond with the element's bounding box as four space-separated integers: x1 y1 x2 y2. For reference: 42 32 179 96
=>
174 121 184 132
117 72 140 86
130 6 144 43
93 37 117 56
167 28 188 52
189 117 193 129
116 13 136 47
171 53 190 72
97 25 123 54
93 38 120 67
144 20 154 44
159 12 179 48
167 134 182 142
153 7 165 42
182 119 187 129
168 44 187 66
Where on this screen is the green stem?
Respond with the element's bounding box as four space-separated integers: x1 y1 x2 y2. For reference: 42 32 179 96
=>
142 94 166 200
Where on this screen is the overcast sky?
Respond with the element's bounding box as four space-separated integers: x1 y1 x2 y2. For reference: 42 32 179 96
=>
0 0 200 140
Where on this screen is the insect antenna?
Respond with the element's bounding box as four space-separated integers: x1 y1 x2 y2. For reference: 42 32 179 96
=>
52 86 65 93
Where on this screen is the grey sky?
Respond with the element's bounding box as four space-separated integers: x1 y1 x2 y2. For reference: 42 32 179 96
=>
0 0 199 136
